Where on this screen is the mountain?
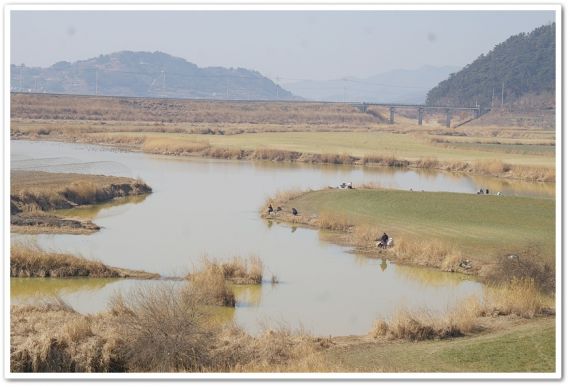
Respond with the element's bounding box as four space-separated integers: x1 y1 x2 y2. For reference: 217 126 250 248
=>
282 65 459 104
10 51 299 101
426 23 555 108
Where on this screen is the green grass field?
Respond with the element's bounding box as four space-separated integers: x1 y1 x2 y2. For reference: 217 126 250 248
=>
100 131 555 168
325 317 555 372
287 188 555 262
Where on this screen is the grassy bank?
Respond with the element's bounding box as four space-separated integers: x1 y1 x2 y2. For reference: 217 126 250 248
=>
10 244 158 279
263 188 555 286
327 317 555 372
11 170 151 234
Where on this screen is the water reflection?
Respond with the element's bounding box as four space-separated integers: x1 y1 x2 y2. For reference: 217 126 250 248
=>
56 195 149 220
11 277 118 301
393 264 472 287
380 258 388 272
233 284 263 307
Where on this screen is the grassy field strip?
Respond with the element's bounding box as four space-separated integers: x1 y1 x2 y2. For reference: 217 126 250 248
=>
325 318 555 372
288 189 555 262
97 131 555 167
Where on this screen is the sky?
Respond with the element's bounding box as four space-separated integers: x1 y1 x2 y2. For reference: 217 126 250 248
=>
10 10 555 81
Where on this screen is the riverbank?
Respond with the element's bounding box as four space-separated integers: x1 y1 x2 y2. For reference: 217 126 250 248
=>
11 170 151 234
262 187 555 292
10 281 555 373
10 245 159 279
12 132 555 182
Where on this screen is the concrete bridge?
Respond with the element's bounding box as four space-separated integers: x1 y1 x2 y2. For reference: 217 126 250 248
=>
352 102 485 128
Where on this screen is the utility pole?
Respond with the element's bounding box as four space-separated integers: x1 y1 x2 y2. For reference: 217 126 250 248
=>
161 70 166 94
226 79 229 99
501 82 505 107
491 88 495 108
95 69 99 95
19 65 23 91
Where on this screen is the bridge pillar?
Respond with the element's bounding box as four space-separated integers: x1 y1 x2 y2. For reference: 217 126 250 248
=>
445 109 451 128
389 107 395 124
417 107 424 125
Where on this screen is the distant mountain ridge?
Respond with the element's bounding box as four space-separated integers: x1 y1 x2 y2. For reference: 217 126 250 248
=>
283 65 460 104
10 51 299 101
426 23 555 108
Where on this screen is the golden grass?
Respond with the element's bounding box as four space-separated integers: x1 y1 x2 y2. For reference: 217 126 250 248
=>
389 239 463 272
187 260 236 307
11 243 119 278
371 296 483 341
483 278 553 318
142 137 211 154
318 211 354 232
10 243 158 279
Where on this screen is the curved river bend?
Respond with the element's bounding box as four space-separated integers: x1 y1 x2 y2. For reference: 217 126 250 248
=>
10 141 554 335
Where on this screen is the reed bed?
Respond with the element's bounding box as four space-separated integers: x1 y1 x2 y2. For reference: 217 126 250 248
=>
371 296 483 341
10 243 119 278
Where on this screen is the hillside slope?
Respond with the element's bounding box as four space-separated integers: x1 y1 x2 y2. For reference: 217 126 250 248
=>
10 51 299 101
426 23 555 108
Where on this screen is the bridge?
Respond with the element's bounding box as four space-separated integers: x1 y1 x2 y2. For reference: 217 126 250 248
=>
352 102 485 128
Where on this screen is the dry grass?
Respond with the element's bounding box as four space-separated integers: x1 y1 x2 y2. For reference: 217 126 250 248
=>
10 301 125 372
318 211 354 232
219 256 263 285
10 243 158 279
11 170 151 215
483 278 553 318
11 283 330 373
390 239 463 272
11 243 119 278
108 284 216 372
187 260 236 307
186 255 266 306
371 296 483 341
142 137 211 155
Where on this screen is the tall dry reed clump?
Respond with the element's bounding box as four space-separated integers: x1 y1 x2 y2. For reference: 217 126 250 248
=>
390 238 462 271
483 278 552 318
108 284 217 372
142 137 211 155
219 256 263 284
371 296 483 341
188 260 236 307
10 243 119 278
318 212 354 232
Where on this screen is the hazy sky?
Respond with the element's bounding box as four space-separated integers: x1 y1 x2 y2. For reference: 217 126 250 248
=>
11 10 555 81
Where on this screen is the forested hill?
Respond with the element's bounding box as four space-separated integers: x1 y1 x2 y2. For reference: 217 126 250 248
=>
10 51 299 101
426 23 555 108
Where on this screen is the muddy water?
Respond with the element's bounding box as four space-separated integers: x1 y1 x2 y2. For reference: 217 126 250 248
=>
10 141 553 335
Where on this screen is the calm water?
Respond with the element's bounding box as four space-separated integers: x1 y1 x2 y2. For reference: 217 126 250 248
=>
10 141 553 335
